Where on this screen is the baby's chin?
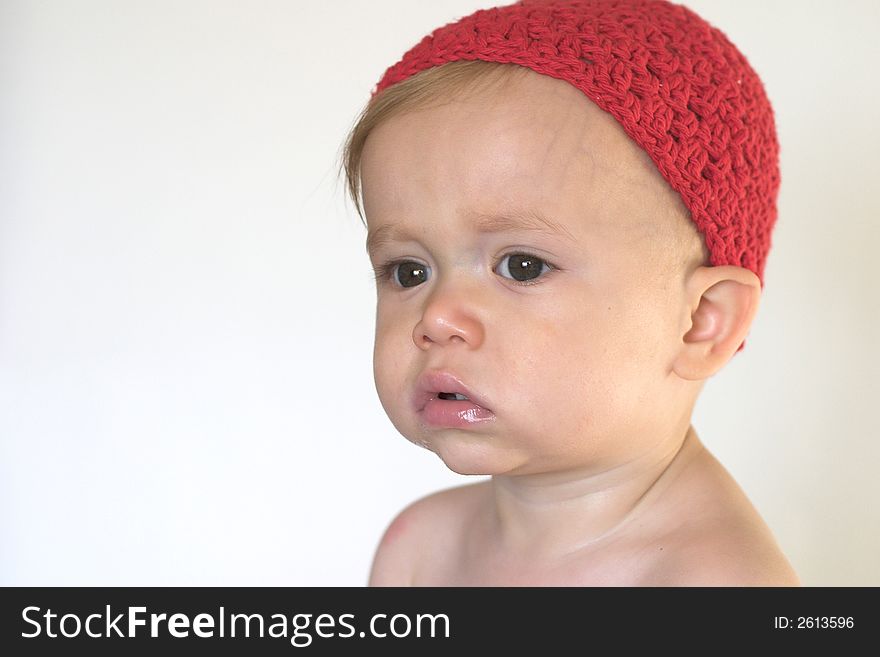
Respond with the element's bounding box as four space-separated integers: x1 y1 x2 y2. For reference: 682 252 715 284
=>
419 432 527 476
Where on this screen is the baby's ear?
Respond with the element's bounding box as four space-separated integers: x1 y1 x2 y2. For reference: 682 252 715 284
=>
671 265 762 380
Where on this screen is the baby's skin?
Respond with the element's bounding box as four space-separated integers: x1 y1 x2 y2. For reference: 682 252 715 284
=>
360 67 799 586
369 426 798 585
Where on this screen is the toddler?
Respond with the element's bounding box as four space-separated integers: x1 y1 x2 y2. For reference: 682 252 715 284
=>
341 0 800 585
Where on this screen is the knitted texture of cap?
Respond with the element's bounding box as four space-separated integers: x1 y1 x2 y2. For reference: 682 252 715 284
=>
372 0 780 290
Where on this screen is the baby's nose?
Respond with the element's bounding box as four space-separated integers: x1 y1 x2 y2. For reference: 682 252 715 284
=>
412 294 485 350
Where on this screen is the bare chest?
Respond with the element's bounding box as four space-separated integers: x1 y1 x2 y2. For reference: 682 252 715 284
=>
410 534 655 586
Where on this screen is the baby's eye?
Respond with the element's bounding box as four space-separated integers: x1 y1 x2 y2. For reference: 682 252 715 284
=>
381 260 429 288
495 253 552 285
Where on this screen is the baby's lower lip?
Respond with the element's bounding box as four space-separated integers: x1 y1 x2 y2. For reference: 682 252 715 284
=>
420 398 496 428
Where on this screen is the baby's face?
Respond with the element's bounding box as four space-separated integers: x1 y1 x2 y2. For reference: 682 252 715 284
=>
361 69 704 476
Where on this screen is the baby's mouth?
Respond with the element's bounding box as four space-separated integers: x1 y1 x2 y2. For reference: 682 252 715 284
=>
412 369 493 415
419 390 496 427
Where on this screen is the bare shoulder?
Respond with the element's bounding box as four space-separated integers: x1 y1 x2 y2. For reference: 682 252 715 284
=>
637 443 800 587
367 480 487 586
640 520 801 586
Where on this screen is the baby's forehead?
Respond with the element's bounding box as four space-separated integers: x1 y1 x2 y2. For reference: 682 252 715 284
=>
458 70 663 179
366 71 670 212
360 69 700 271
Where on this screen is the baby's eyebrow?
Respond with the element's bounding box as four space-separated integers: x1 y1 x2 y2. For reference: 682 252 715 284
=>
366 208 576 256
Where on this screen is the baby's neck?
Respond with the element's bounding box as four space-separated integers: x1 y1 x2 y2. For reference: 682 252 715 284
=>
485 425 703 561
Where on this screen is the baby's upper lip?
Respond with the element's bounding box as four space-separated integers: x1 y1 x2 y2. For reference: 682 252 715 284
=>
413 370 492 412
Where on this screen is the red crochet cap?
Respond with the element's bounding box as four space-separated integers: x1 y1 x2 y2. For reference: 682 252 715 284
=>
371 0 780 319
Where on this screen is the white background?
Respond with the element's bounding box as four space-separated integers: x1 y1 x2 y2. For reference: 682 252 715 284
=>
1 0 878 586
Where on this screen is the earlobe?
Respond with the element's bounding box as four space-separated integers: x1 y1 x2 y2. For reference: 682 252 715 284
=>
672 266 762 380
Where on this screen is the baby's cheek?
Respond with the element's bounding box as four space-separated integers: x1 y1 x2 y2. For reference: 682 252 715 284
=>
373 334 414 416
374 353 397 389
372 341 397 404
536 327 627 425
